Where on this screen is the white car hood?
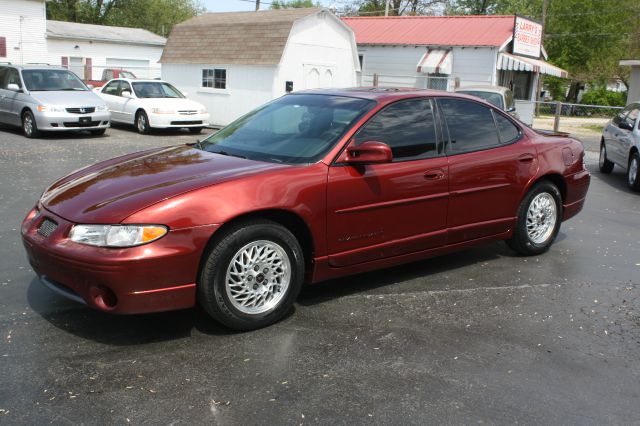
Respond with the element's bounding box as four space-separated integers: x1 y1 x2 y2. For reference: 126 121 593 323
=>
29 90 106 107
136 98 206 111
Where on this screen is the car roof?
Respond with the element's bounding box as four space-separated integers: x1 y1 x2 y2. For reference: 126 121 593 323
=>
455 85 511 94
293 87 457 101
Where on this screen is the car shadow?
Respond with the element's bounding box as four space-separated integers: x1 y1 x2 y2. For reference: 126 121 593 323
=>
297 241 519 306
26 277 246 345
587 163 638 194
110 121 215 137
0 123 106 140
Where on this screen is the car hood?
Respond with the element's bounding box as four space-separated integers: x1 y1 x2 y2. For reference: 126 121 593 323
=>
40 145 287 224
136 97 206 111
29 90 106 107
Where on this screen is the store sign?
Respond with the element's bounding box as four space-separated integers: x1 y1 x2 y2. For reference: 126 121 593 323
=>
512 16 542 59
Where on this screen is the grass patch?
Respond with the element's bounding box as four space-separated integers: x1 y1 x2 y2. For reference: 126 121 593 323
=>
582 124 604 133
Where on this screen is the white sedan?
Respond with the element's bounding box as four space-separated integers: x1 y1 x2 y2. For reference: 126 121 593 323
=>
96 79 210 134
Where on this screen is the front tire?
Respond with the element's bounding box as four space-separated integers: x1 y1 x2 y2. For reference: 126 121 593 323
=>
628 152 640 192
599 141 614 174
22 110 40 138
507 181 562 256
199 220 305 331
136 111 151 134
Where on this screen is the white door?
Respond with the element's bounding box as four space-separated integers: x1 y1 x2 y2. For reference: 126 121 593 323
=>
70 57 84 79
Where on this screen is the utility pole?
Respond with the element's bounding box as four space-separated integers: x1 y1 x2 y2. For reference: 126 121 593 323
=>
535 0 549 116
255 0 260 11
385 0 390 16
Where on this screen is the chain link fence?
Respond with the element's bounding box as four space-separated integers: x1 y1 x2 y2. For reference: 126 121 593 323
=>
532 101 622 142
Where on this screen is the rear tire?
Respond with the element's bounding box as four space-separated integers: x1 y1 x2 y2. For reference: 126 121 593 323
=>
599 141 614 174
22 110 40 138
136 110 151 134
628 152 640 192
507 181 562 256
198 220 305 331
189 127 203 134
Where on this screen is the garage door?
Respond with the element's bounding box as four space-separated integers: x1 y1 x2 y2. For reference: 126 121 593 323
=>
106 58 151 78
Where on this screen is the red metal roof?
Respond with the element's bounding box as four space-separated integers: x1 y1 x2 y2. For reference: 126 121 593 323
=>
342 15 515 47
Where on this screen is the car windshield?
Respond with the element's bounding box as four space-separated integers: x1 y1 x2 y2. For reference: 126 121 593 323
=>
22 69 88 91
120 71 136 79
198 94 375 164
132 82 184 98
458 91 504 109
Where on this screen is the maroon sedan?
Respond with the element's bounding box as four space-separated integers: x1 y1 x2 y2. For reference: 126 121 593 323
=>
21 89 590 330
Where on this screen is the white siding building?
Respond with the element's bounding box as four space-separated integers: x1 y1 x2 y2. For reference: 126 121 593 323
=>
161 8 359 126
0 0 48 65
343 16 568 101
0 0 165 81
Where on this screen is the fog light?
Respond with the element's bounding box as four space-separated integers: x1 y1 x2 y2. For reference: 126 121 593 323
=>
89 285 117 310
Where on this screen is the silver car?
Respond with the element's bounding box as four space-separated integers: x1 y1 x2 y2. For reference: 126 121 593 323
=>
0 64 110 138
454 85 519 119
599 102 640 191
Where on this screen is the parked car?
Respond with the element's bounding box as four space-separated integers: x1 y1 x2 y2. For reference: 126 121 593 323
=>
85 68 137 88
0 64 110 138
599 102 640 191
21 89 590 330
96 78 209 134
455 85 519 119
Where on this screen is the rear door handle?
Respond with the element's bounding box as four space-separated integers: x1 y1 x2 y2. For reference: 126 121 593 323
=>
424 169 445 180
518 153 535 162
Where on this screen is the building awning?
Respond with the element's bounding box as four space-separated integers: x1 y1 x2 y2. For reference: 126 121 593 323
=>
417 49 452 75
497 52 568 78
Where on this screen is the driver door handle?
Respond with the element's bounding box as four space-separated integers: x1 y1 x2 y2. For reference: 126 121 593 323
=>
424 169 445 180
518 153 535 162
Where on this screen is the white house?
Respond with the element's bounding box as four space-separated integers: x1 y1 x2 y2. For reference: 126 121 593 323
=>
0 0 165 81
161 8 360 126
342 15 568 101
46 20 166 80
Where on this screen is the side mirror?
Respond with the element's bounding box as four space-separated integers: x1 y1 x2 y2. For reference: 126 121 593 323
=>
121 90 133 99
340 141 393 165
7 83 21 92
619 121 634 131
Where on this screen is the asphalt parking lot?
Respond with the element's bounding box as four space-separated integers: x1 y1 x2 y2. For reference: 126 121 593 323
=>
1 125 639 424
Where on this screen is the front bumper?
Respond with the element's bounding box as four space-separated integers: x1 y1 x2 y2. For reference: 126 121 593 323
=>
148 112 210 128
21 205 219 314
35 110 111 131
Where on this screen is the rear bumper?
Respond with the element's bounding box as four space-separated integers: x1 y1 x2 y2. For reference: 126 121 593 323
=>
563 169 590 221
21 206 219 314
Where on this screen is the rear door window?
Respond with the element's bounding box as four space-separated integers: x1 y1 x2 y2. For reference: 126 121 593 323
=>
438 98 501 154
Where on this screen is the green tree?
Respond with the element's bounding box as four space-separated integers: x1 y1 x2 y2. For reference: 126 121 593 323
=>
46 0 204 36
353 0 446 16
270 0 320 8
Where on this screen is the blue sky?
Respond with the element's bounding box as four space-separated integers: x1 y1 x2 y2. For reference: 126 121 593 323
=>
202 0 333 12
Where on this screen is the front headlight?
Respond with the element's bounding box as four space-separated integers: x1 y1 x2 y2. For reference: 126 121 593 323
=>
69 224 168 247
151 108 176 114
37 105 65 113
96 105 108 111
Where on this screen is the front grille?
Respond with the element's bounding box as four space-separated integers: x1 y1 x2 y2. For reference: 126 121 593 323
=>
63 121 101 128
178 110 197 115
66 107 96 114
37 218 58 237
170 120 202 125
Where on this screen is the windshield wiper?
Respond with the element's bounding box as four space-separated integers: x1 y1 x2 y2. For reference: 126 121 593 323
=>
212 150 247 159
